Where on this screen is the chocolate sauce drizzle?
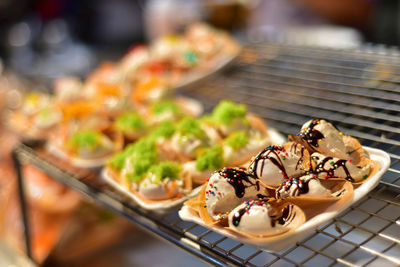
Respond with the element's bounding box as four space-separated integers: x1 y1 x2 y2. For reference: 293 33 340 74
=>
218 167 259 198
276 176 312 198
313 155 355 182
249 145 288 179
231 200 295 228
270 205 294 227
299 119 325 148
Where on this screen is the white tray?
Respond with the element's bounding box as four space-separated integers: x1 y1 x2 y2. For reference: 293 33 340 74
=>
102 167 202 211
179 147 390 252
46 142 110 169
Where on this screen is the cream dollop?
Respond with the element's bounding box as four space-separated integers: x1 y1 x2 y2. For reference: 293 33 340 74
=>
228 200 294 237
300 119 349 160
138 175 180 200
76 135 114 159
205 168 266 220
276 175 332 199
248 145 306 188
223 137 269 166
311 152 371 182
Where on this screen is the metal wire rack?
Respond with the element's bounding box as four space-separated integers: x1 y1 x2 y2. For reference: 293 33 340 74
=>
13 43 400 267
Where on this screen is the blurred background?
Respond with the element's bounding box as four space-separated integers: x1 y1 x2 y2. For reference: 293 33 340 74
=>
0 0 398 266
0 0 398 79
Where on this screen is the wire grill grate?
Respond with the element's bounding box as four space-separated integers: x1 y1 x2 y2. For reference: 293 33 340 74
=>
14 43 400 266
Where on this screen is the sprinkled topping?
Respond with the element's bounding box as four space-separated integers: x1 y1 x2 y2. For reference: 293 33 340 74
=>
299 119 324 148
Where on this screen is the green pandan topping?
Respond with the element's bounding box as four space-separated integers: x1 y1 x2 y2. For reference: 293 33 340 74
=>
196 145 224 172
177 117 205 138
126 158 154 183
107 143 136 171
108 138 156 173
149 161 182 184
124 138 158 182
211 100 247 125
152 100 180 115
150 120 176 140
68 130 102 151
115 112 146 132
225 131 249 150
132 138 157 159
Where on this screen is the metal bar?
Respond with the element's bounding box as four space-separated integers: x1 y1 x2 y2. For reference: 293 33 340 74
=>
11 149 33 260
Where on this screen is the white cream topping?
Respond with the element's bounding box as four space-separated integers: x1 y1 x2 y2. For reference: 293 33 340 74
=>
311 152 371 182
249 146 306 188
205 169 264 220
138 175 181 200
76 135 114 159
228 201 291 237
276 175 332 199
218 118 251 137
223 137 269 166
301 119 349 160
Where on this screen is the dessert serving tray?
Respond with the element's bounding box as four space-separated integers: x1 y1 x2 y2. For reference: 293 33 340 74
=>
101 128 286 211
179 147 390 251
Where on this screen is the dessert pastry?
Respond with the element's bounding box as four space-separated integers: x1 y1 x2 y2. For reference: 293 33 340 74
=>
182 145 225 184
204 167 269 221
292 119 349 160
168 117 218 161
181 117 381 244
137 161 183 201
65 129 122 160
310 152 372 183
205 100 270 166
228 199 305 238
105 138 191 203
7 92 62 139
248 143 311 188
275 175 353 207
113 111 148 141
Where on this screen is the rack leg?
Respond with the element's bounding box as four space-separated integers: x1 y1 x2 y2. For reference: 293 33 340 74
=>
12 149 33 260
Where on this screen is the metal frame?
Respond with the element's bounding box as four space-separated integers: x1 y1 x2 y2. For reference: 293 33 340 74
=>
13 43 400 266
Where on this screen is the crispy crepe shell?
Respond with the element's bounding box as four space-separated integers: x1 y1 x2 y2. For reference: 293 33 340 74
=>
343 135 370 167
225 200 306 239
184 184 223 226
279 180 353 208
105 166 192 204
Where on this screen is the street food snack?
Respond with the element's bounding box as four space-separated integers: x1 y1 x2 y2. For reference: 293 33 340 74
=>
180 118 385 248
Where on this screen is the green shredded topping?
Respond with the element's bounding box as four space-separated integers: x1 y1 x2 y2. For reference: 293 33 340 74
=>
107 138 156 173
114 112 146 132
132 138 157 159
225 131 249 150
211 100 247 125
68 130 102 151
149 161 182 184
124 138 158 182
177 117 205 138
107 143 135 171
196 145 224 172
150 120 176 140
126 158 154 183
152 100 180 115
